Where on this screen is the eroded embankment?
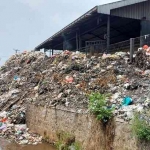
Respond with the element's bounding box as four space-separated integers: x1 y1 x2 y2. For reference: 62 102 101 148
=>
27 104 150 150
26 104 124 150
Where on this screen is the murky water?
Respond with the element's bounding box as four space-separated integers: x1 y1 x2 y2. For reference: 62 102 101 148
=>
0 138 56 150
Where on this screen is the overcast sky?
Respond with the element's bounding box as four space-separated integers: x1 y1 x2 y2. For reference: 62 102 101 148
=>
0 0 117 65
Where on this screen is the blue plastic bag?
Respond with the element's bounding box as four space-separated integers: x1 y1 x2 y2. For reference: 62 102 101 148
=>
122 97 132 106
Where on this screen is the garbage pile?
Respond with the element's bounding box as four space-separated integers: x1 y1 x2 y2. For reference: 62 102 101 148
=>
0 52 45 144
135 47 150 70
0 48 150 143
0 109 42 145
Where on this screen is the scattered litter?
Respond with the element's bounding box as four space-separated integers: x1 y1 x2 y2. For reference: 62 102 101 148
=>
122 97 133 106
0 48 150 143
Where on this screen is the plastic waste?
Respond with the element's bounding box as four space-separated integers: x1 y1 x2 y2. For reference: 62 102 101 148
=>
143 45 149 50
65 76 74 83
0 112 7 118
0 118 7 123
14 76 20 81
0 124 6 130
122 97 133 106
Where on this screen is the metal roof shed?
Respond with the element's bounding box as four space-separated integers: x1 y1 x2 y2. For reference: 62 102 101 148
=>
35 0 150 53
98 0 147 15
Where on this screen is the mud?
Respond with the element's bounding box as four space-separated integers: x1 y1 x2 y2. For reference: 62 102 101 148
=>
0 138 56 150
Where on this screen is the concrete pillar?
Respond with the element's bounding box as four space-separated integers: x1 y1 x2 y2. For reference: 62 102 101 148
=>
79 36 82 50
107 15 110 54
130 38 135 62
48 50 51 57
52 49 54 55
63 41 65 51
76 31 78 50
140 36 143 47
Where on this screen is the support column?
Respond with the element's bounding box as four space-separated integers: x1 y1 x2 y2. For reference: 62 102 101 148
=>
79 36 82 50
63 41 65 50
52 49 54 55
76 31 78 50
49 49 51 57
140 36 143 47
78 29 81 51
130 38 135 62
106 15 110 54
44 48 46 53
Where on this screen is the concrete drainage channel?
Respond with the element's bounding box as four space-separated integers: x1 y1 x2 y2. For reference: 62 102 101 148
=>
26 104 150 150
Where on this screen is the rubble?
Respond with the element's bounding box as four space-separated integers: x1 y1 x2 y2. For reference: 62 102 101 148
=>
0 49 150 144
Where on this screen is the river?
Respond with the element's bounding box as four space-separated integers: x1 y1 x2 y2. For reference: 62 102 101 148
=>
0 138 56 150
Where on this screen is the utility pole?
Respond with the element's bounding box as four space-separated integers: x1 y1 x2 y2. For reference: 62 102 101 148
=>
13 49 20 54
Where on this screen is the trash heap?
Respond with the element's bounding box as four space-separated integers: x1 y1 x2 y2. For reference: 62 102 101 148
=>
0 109 42 145
0 49 150 143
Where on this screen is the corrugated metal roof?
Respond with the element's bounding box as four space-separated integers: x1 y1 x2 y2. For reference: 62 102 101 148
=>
97 0 147 14
35 0 148 50
35 6 98 50
111 0 150 20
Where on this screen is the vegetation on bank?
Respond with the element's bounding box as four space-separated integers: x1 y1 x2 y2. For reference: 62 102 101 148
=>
88 92 114 122
132 113 150 141
55 131 81 150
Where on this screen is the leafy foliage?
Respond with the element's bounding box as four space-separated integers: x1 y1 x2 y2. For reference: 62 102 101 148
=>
88 92 113 121
132 113 150 141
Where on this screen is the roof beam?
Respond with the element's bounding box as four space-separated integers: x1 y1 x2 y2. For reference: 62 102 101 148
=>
110 26 131 38
110 27 140 40
88 32 104 40
51 23 107 49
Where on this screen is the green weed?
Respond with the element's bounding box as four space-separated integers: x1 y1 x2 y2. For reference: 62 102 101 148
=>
55 131 81 150
131 113 150 141
88 92 113 122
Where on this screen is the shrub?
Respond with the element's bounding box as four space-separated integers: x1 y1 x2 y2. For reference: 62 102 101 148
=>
88 92 113 122
55 131 81 150
131 113 150 141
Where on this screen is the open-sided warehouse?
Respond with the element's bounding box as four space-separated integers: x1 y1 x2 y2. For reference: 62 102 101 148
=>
35 0 150 53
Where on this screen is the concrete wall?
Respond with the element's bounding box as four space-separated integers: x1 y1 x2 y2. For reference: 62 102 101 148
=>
114 121 150 150
26 104 150 150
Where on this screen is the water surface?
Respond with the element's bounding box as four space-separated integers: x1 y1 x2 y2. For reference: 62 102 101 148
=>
0 138 56 150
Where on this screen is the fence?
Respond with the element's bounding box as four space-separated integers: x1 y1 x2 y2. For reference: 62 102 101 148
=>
109 39 130 53
78 34 150 59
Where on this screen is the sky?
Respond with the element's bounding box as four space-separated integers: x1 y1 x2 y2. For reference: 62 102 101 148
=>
0 0 117 65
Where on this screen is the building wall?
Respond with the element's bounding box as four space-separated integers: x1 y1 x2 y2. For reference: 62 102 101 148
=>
111 0 150 20
141 20 150 35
